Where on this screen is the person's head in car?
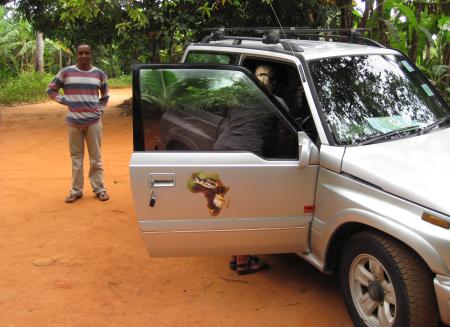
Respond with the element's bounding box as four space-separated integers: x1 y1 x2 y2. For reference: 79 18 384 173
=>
255 64 277 93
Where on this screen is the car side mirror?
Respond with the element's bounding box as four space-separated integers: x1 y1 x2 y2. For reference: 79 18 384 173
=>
298 132 319 168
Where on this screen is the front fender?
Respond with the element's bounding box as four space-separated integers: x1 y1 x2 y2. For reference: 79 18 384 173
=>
311 168 450 276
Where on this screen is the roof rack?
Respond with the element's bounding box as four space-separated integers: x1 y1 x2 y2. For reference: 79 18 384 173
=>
201 29 303 52
199 27 384 50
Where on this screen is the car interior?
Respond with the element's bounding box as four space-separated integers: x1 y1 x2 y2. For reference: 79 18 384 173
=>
138 55 319 156
242 57 318 145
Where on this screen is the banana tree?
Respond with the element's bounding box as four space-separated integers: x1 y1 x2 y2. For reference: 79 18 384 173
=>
0 6 72 76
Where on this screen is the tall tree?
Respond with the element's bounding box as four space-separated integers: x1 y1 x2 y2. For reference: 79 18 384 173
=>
445 42 450 87
337 0 353 28
408 1 424 63
358 0 373 28
35 31 44 72
377 0 389 46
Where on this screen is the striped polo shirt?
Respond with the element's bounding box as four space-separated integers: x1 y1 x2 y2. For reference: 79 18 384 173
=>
47 65 109 127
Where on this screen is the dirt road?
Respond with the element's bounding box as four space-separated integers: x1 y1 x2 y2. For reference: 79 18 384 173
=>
0 88 352 326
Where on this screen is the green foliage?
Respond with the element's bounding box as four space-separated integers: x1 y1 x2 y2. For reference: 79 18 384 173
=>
59 0 102 23
108 75 131 89
0 0 447 106
185 52 234 64
0 71 53 105
140 70 180 116
387 2 449 99
0 6 72 77
0 6 34 75
198 2 213 18
350 0 449 100
0 71 131 106
201 0 327 28
139 69 266 122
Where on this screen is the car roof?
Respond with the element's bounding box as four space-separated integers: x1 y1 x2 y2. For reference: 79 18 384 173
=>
188 39 399 61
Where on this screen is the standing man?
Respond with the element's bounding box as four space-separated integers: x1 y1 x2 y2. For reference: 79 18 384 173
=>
47 44 110 203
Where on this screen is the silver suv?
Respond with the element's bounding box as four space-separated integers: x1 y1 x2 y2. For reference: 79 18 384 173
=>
130 28 450 326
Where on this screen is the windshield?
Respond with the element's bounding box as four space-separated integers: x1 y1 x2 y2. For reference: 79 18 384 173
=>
308 54 450 145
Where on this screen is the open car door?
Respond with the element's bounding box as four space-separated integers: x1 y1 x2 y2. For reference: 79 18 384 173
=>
129 64 319 257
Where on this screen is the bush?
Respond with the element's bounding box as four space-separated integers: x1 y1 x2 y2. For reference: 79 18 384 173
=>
0 72 53 105
0 72 131 106
109 75 131 88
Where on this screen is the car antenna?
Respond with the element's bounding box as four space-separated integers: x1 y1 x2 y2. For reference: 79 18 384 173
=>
268 2 296 57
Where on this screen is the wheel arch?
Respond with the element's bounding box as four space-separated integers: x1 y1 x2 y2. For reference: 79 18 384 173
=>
338 228 440 327
323 220 449 277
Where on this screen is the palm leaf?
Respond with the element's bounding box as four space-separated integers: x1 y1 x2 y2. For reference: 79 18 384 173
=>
140 70 179 99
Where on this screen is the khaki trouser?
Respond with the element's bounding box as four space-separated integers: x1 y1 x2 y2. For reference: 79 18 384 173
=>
68 121 105 196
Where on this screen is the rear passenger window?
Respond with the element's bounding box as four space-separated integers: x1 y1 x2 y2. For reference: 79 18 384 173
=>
185 52 237 64
135 66 298 159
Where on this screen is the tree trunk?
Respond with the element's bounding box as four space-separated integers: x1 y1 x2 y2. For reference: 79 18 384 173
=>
109 48 115 77
445 42 450 87
377 0 388 46
408 3 423 64
59 49 62 69
424 40 430 64
337 0 353 29
358 0 373 28
24 52 28 70
151 44 161 63
35 31 44 73
148 30 162 64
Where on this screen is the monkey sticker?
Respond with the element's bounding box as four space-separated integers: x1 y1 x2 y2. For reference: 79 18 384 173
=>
187 171 229 216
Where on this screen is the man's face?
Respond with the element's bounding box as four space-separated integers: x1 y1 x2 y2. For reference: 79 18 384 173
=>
76 45 92 67
255 65 274 93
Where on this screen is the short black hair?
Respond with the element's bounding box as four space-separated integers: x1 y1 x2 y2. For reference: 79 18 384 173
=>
76 44 92 52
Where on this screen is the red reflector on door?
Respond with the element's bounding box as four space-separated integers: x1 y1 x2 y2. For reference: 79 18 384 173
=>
304 205 315 213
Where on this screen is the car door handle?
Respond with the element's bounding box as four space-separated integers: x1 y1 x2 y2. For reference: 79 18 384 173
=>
148 173 175 208
149 173 176 188
149 189 157 207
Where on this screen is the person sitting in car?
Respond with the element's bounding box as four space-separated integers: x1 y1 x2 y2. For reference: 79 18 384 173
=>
214 64 284 274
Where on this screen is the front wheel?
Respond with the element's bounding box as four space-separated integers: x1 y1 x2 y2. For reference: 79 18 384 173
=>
340 231 439 327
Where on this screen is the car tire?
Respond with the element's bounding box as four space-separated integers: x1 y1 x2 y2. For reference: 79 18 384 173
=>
339 231 439 327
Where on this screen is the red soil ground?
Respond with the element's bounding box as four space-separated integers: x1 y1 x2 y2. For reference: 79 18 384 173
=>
0 88 352 326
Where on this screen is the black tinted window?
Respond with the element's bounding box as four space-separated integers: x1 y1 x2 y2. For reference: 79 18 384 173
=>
136 67 298 159
185 52 237 64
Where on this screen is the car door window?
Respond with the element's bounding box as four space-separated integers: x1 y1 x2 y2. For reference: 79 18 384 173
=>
135 65 298 159
185 51 237 64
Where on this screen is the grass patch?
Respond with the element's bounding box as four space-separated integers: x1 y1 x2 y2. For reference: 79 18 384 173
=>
0 72 132 106
0 72 53 106
109 75 131 88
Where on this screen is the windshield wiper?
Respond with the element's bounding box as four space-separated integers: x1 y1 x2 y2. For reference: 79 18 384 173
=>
358 125 422 145
421 115 450 134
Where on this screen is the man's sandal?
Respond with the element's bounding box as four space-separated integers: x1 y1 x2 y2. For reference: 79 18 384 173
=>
96 191 110 201
229 258 237 271
236 256 270 275
65 193 83 203
230 255 260 271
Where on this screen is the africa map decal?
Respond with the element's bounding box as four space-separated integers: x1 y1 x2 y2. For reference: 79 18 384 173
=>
187 171 229 216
